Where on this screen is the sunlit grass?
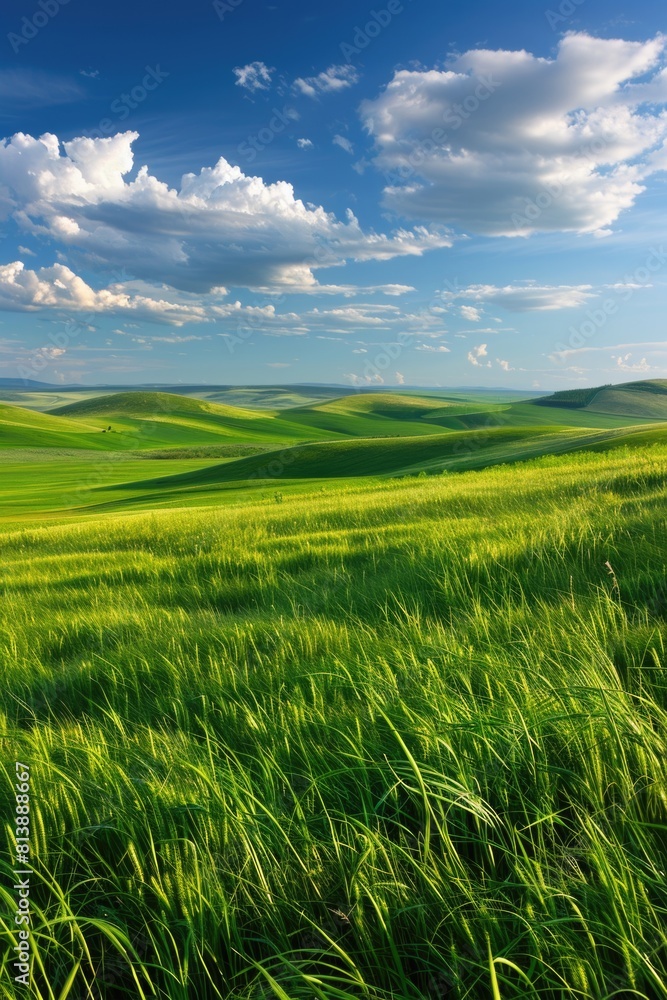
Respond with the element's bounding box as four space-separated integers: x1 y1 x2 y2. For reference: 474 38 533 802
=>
0 445 666 998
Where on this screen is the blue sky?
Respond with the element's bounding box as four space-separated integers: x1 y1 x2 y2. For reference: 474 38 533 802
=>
0 0 666 388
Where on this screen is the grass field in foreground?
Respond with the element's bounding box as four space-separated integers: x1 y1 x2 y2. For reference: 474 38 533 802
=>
1 445 666 999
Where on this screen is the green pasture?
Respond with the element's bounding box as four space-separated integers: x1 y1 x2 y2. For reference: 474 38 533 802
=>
0 381 666 998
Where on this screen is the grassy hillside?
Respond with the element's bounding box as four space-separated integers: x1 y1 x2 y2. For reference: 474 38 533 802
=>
537 380 667 419
198 386 349 409
533 385 608 408
123 427 551 488
2 422 665 521
48 391 344 448
102 423 666 498
0 399 121 450
0 446 666 998
587 381 667 419
0 385 658 457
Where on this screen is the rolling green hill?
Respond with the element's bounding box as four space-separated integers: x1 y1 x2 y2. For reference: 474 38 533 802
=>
279 392 503 437
586 380 667 418
48 391 344 447
92 424 667 514
0 382 667 479
0 399 118 450
537 379 667 419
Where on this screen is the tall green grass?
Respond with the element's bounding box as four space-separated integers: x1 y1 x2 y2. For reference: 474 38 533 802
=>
1 446 666 998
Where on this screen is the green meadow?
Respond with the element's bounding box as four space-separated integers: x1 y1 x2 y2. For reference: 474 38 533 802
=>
1 381 666 998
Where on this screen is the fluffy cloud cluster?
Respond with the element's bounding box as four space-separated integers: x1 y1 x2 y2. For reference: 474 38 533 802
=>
294 64 358 98
0 261 207 325
0 131 451 295
233 61 273 91
361 33 667 236
467 343 490 367
443 282 598 312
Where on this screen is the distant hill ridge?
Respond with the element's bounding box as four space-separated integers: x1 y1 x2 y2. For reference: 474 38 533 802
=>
536 380 667 418
49 390 264 421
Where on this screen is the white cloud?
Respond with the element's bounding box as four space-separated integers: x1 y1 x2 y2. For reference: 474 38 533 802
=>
611 352 651 372
343 371 384 385
468 343 490 367
497 358 514 371
395 371 406 384
0 261 207 326
294 64 358 98
0 131 452 296
460 304 481 321
233 61 273 92
333 135 354 154
145 334 207 343
415 343 451 352
297 138 313 149
17 245 35 256
444 282 597 312
551 340 667 361
361 33 667 236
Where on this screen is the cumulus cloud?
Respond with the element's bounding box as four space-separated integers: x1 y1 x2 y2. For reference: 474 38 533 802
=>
343 371 385 385
361 33 667 236
0 131 452 296
297 138 313 148
294 64 358 98
233 61 273 91
468 343 490 367
443 282 597 312
395 371 406 384
333 135 354 154
460 304 481 321
497 358 514 371
611 352 651 372
0 261 207 326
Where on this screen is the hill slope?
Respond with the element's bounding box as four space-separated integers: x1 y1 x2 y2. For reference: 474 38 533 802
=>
281 392 504 437
48 391 342 447
0 400 115 449
536 379 667 418
586 380 667 418
94 424 667 509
